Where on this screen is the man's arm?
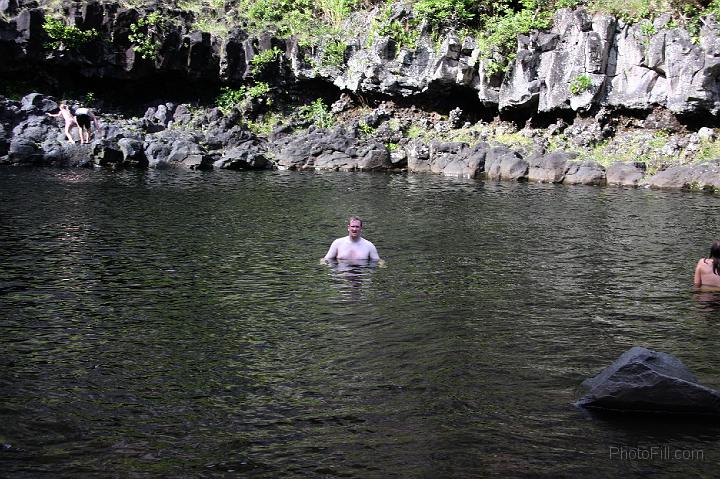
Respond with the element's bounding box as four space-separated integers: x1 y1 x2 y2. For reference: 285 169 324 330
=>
368 242 380 261
322 239 339 261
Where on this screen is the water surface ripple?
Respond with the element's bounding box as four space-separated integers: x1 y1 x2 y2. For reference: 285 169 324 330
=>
2 169 720 478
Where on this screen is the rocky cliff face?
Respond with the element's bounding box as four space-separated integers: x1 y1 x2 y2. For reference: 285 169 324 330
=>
3 1 720 120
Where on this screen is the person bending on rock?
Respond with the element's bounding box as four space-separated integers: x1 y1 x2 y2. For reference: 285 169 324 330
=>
323 216 381 262
694 240 720 288
46 103 78 144
73 106 100 144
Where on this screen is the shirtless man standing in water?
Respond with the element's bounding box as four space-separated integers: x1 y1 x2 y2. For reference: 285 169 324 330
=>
323 216 380 262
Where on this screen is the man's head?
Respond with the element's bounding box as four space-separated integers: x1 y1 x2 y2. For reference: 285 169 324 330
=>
347 216 363 240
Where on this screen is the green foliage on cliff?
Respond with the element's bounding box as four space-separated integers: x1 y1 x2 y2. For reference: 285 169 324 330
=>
475 0 553 74
321 40 348 66
216 82 272 114
413 0 475 30
569 74 592 95
128 11 164 60
42 17 98 50
299 99 335 129
250 47 283 75
33 0 720 75
367 1 420 49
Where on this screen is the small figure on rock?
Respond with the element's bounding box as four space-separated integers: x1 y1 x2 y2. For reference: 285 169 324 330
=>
694 240 720 288
322 216 381 263
46 103 78 144
73 106 100 144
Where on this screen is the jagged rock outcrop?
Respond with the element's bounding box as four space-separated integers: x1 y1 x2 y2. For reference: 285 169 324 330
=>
272 124 393 172
3 2 720 119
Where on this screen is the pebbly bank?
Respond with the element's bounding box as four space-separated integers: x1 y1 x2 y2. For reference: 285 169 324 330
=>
2 1 720 192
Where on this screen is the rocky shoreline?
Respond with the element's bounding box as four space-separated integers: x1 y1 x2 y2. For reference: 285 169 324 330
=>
3 92 720 192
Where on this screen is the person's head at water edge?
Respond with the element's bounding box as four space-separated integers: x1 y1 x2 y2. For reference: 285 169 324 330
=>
347 216 363 241
694 240 720 288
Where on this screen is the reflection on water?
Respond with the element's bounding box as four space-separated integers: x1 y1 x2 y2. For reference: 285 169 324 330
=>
324 259 379 301
2 168 720 478
693 289 720 314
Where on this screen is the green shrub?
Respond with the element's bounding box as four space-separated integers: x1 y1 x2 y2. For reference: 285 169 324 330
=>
216 86 247 114
321 39 348 66
554 0 584 8
358 120 375 136
569 74 592 95
476 0 552 74
587 0 652 23
299 99 334 129
216 82 272 115
250 46 283 75
42 17 98 50
237 0 315 38
368 1 420 49
413 0 476 31
128 11 164 60
640 19 656 36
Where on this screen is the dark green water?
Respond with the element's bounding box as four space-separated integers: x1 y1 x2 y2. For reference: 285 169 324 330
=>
1 168 720 478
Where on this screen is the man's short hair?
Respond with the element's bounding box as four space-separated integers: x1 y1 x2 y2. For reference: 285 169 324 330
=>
348 216 363 226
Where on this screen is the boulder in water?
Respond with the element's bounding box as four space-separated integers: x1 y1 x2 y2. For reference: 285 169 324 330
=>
576 346 720 416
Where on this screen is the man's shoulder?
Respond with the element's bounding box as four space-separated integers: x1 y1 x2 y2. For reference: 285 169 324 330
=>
360 237 375 247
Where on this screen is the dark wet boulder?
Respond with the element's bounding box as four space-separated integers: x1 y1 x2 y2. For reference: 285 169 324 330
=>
482 146 518 180
576 346 720 416
214 141 269 170
528 150 576 183
273 127 357 171
7 136 41 165
645 161 720 190
20 92 57 113
645 165 696 189
406 140 431 173
41 142 94 167
484 147 528 181
355 141 392 171
606 162 645 186
0 123 8 157
564 159 605 185
13 116 54 144
144 140 172 168
447 142 488 179
92 140 124 167
117 137 148 168
167 138 208 169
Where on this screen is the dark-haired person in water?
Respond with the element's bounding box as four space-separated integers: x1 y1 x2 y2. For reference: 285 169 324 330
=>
694 240 720 288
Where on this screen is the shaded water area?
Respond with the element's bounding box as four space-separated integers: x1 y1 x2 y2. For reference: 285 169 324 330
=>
2 168 720 478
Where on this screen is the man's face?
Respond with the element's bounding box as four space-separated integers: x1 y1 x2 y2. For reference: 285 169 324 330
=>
347 219 362 240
